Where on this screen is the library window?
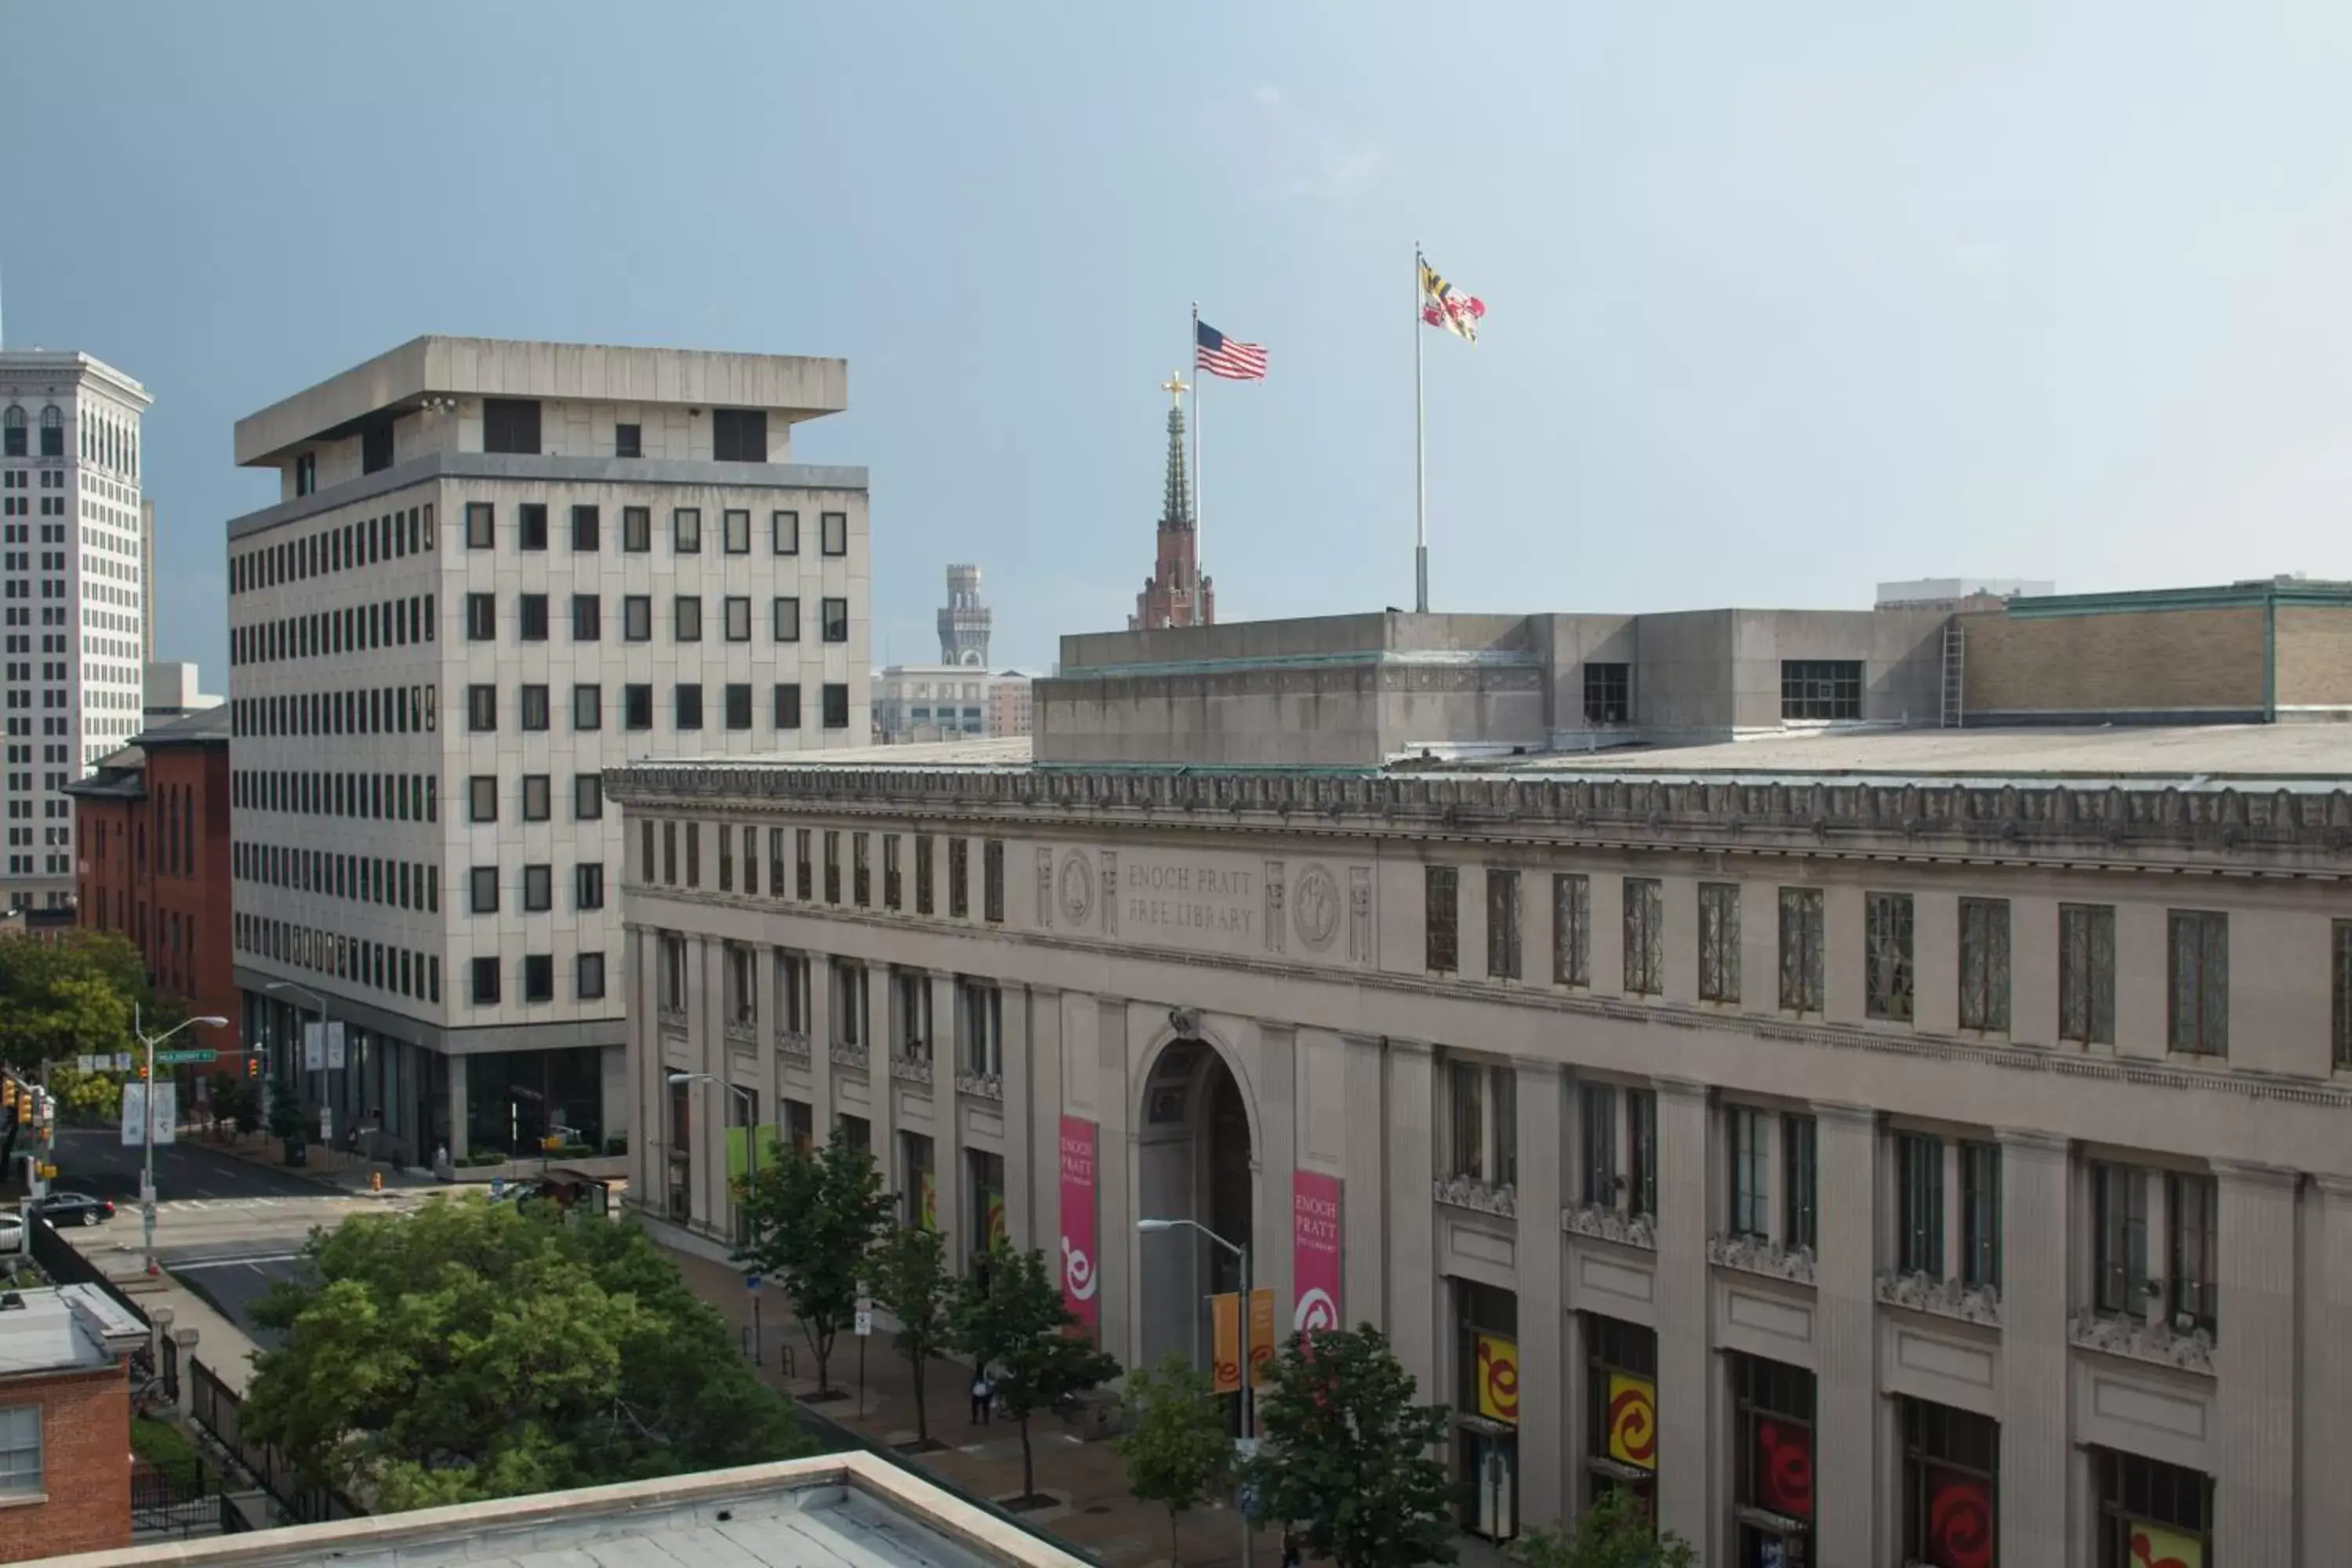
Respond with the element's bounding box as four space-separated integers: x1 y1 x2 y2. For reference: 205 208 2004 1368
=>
1552 873 1589 986
1697 882 1739 1003
1485 868 1519 980
1582 662 1629 724
1425 865 1458 973
1957 897 2011 1032
1865 891 1915 1022
2166 909 2227 1056
1622 877 1663 996
1780 659 1862 720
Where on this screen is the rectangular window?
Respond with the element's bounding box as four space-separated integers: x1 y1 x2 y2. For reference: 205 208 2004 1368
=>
1485 869 1520 980
523 954 554 1004
523 863 552 913
575 772 603 820
1425 866 1458 973
1698 882 1740 1003
2169 1171 2218 1336
772 510 800 554
622 506 651 552
773 596 800 641
662 822 678 885
686 822 702 887
481 398 541 455
673 595 703 642
1582 662 1629 724
723 509 752 553
521 775 551 822
797 828 813 900
1774 887 1826 1013
984 839 1005 923
1732 1355 1815 1533
1902 1399 1998 1568
517 503 548 551
1957 897 2011 1032
623 595 652 642
520 684 550 731
466 684 497 732
852 832 871 906
1626 1087 1657 1220
822 510 848 555
1896 1133 1945 1277
2091 1162 2151 1319
470 956 502 1004
1960 1142 2001 1289
775 683 802 729
713 408 768 462
2167 909 2228 1055
465 592 496 641
2336 920 2352 1069
884 835 902 910
948 838 969 918
2095 1449 2212 1568
469 775 497 823
1865 891 1915 1022
615 423 641 459
469 866 499 914
724 683 753 730
1552 873 1590 986
1622 877 1663 996
673 507 702 553
822 683 849 728
572 683 601 731
674 683 703 729
578 951 608 1000
822 597 849 642
571 504 600 551
724 596 751 642
1447 1060 1515 1185
572 593 601 641
1728 1105 1768 1238
465 502 495 549
825 830 843 905
915 833 934 915
576 862 605 910
1780 659 1862 720
0 1403 41 1499
1781 1113 1817 1252
623 684 652 731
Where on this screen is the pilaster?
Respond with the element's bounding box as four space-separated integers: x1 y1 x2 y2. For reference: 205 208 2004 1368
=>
1341 1034 1386 1336
1996 1127 2071 1568
1385 1040 1439 1399
808 951 835 1134
929 969 960 1263
1512 1058 1566 1532
1812 1099 1879 1566
1000 984 1036 1254
624 924 648 1193
1256 1022 1298 1318
2214 1160 2299 1568
1097 996 1134 1367
1653 1077 1711 1554
2303 1177 2352 1559
1027 987 1065 1258
866 962 895 1200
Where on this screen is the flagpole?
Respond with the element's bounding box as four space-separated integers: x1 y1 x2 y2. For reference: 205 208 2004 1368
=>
1414 244 1428 614
1190 300 1203 626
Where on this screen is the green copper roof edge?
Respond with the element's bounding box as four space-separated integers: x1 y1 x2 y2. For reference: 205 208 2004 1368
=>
2002 583 2352 618
1054 648 1540 680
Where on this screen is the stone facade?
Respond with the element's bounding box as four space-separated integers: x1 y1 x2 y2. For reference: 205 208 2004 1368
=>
613 734 2352 1566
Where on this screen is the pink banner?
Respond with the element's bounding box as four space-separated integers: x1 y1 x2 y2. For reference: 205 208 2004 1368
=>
1292 1169 1343 1334
1058 1116 1099 1330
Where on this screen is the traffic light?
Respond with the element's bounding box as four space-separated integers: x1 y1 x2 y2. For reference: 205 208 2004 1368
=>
136 1061 148 1081
247 1054 260 1079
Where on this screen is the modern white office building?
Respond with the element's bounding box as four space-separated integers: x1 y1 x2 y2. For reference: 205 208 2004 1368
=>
227 336 869 1162
617 592 2352 1568
0 350 151 909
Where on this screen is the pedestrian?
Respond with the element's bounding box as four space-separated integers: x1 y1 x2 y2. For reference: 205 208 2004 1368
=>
1280 1529 1303 1568
970 1370 992 1426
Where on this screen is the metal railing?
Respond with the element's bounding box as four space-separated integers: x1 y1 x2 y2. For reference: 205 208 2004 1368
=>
27 1218 150 1327
187 1357 364 1526
131 1456 222 1539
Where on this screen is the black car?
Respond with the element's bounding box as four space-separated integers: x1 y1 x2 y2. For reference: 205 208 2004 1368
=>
33 1192 115 1228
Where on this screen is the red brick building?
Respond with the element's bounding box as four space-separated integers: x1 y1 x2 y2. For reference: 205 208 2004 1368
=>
0 1285 147 1563
65 707 242 1057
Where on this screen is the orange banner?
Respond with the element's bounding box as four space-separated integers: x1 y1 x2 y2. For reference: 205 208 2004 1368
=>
1475 1332 1519 1425
1211 1292 1242 1395
1247 1288 1276 1387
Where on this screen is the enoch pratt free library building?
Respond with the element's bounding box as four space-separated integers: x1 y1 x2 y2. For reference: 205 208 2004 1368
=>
616 589 2352 1568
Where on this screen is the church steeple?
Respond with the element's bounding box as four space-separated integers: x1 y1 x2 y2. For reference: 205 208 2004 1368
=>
1131 371 1215 631
1159 374 1193 533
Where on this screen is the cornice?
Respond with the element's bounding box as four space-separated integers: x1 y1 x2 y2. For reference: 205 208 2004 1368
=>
604 765 2352 880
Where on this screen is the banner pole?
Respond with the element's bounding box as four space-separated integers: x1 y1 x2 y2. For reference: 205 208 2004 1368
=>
1414 244 1428 613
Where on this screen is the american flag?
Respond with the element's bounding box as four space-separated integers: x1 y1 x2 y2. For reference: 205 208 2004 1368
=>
1195 321 1269 381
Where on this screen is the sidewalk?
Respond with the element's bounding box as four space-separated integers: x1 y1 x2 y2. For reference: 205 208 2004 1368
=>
654 1225 1286 1568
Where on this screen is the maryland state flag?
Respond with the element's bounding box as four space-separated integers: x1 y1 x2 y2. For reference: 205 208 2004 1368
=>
1420 255 1486 343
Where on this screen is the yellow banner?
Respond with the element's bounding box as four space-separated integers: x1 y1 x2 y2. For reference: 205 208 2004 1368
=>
1475 1332 1519 1425
1247 1288 1276 1387
1211 1293 1243 1395
1606 1373 1657 1471
2130 1521 2201 1568
918 1171 937 1232
982 1187 1007 1247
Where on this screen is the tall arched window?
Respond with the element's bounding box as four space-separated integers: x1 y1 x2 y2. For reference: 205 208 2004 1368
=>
1 407 22 458
38 406 63 459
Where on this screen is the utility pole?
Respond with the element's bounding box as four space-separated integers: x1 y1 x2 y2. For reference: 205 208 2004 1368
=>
132 1006 227 1276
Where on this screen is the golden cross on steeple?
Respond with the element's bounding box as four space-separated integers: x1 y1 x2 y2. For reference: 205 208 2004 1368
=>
1161 370 1190 405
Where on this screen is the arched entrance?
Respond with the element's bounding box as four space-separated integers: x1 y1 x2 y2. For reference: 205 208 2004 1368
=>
1135 1035 1255 1375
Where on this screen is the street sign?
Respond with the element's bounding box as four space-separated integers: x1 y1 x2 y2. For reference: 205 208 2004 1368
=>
745 1272 763 1293
74 1054 94 1075
1233 1436 1260 1461
854 1294 874 1337
113 1053 132 1073
154 1048 216 1066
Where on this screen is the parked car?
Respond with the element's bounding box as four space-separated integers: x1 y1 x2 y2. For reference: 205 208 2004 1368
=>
32 1192 115 1228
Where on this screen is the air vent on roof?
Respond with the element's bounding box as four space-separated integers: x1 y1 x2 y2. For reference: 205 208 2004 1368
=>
0 1293 24 1312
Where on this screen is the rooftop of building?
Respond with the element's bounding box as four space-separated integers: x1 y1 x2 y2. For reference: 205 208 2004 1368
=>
48 1452 1087 1568
0 1285 147 1378
0 350 151 407
234 335 851 468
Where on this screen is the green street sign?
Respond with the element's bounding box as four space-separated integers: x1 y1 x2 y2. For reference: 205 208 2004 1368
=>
154 1048 218 1066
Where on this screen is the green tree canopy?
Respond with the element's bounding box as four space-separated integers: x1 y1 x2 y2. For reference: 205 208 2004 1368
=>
1115 1352 1234 1564
736 1128 894 1396
951 1244 1120 1503
241 1194 807 1509
1241 1323 1457 1568
0 931 177 1071
1509 1489 1696 1568
865 1223 953 1446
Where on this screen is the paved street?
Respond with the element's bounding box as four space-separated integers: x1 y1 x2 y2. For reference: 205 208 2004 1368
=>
53 1125 323 1203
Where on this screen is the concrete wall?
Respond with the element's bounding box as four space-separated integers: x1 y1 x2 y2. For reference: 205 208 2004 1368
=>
1962 605 2266 723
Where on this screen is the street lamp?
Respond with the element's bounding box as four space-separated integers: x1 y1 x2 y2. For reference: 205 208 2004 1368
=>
132 1007 227 1276
668 1072 758 1239
1139 1216 1258 1568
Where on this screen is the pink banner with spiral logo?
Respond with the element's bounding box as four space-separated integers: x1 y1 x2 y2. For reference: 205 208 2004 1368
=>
1291 1169 1343 1337
1058 1116 1099 1332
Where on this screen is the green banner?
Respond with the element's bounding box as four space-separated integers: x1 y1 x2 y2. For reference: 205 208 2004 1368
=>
724 1123 786 1185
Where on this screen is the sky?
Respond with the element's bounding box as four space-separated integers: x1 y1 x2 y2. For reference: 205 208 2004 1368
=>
7 2 2352 681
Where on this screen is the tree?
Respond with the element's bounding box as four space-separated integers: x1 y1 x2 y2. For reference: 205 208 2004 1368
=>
952 1244 1120 1504
736 1129 893 1398
241 1193 806 1510
1509 1490 1697 1568
865 1223 953 1446
0 930 179 1071
1115 1352 1234 1564
1240 1323 1457 1568
45 1062 122 1123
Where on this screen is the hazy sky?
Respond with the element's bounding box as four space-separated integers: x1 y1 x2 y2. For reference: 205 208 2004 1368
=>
7 2 2352 679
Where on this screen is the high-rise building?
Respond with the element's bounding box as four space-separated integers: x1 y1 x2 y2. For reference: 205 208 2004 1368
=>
0 350 152 910
226 336 869 1163
937 563 991 666
1130 376 1213 631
